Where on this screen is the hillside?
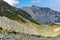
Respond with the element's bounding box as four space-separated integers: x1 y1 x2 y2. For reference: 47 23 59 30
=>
0 0 41 35
1 0 60 38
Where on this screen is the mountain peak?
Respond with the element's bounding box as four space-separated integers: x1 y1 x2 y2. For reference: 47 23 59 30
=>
31 5 40 8
21 6 30 9
31 5 51 10
32 5 37 7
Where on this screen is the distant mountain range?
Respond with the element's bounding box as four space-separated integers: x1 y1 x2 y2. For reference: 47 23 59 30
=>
21 5 60 25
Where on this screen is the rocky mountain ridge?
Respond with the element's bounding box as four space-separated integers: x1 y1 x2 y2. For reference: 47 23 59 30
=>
21 5 60 25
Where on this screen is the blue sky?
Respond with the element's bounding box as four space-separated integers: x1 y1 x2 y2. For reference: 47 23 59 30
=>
16 0 50 8
16 0 32 7
4 0 60 12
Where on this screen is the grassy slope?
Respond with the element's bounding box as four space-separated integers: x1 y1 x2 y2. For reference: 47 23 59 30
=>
34 24 60 37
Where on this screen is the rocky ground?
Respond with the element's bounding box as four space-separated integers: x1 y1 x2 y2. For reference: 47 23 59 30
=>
0 32 59 40
0 15 60 40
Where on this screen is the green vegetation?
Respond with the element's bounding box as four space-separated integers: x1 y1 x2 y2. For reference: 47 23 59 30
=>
0 10 26 23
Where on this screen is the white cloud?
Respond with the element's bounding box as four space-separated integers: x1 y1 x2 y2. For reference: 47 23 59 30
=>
3 0 19 6
32 0 41 3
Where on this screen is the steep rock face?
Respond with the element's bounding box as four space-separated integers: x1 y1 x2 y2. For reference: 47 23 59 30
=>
21 5 60 25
